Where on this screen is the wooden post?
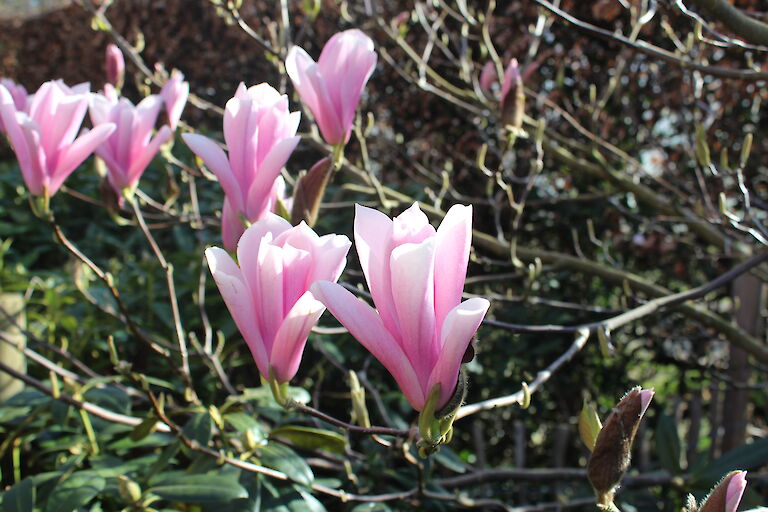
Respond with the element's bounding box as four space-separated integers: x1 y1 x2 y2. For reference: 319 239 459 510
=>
0 292 26 401
721 273 763 452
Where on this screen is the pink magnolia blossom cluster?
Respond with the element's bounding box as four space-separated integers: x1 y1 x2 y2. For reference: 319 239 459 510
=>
0 80 115 201
89 86 172 203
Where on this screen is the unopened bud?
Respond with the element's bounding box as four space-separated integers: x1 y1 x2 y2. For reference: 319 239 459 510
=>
118 476 142 504
500 59 524 130
699 471 747 512
587 387 654 505
105 44 125 90
290 157 333 227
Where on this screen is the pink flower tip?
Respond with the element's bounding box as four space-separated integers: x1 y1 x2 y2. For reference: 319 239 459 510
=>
638 388 654 417
726 471 747 512
105 44 125 88
160 69 189 131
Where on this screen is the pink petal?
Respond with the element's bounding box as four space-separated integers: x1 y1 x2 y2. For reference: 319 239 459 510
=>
433 204 472 331
42 94 89 160
354 204 399 334
89 92 115 126
50 122 116 195
307 233 352 285
1 88 44 195
725 471 747 512
244 135 300 220
304 65 344 144
286 46 321 115
392 203 435 245
223 96 251 182
221 198 246 252
14 117 48 196
389 239 437 383
280 242 313 312
638 388 654 418
126 124 172 189
182 133 242 210
133 95 164 146
237 215 293 345
205 247 269 377
311 281 425 409
269 291 325 382
427 298 489 409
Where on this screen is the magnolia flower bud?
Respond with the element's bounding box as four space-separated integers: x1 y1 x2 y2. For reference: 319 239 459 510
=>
291 157 333 227
499 58 524 130
699 471 747 512
587 387 654 505
105 44 125 90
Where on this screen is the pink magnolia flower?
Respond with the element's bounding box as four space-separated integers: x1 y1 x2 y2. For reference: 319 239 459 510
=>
183 83 300 251
0 80 114 198
89 90 172 202
206 214 351 383
160 69 189 131
105 44 125 89
285 29 377 146
699 471 747 512
312 203 490 411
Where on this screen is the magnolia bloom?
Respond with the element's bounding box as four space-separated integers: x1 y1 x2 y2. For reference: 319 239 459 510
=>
286 29 377 146
89 90 172 202
105 44 125 89
698 471 747 512
183 83 300 251
312 203 490 412
0 80 114 198
160 70 189 131
206 214 351 383
0 78 28 132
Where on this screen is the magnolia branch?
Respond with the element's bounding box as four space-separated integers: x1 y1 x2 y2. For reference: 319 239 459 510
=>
686 0 768 46
0 360 171 433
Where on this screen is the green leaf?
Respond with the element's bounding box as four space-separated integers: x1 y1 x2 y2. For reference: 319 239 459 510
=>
351 504 393 512
45 472 106 512
148 474 248 503
260 444 314 486
2 477 35 512
693 437 768 485
225 413 266 444
269 426 347 455
130 414 159 442
182 412 212 446
261 486 325 512
655 414 681 474
578 400 602 451
433 447 468 474
231 387 311 407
